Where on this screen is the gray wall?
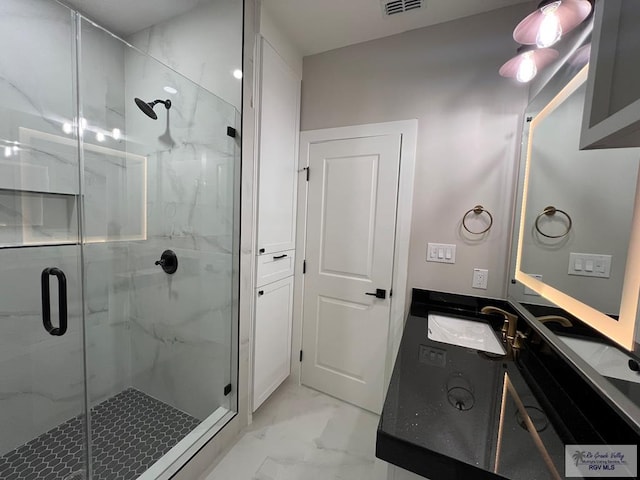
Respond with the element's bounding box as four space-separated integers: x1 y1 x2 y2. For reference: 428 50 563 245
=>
301 4 531 299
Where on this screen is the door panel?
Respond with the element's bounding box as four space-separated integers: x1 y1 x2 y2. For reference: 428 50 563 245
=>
302 134 401 414
320 154 378 279
0 3 88 478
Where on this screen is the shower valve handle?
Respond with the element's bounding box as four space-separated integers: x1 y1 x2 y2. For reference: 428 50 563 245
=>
155 250 178 274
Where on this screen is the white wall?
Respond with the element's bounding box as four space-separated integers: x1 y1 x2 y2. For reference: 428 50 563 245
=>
260 4 303 79
301 4 531 300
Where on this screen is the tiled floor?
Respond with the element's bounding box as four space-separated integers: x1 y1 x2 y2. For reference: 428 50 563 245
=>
0 388 200 480
204 382 389 480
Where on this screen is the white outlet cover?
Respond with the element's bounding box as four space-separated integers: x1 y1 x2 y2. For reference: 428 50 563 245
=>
472 268 488 289
524 274 542 296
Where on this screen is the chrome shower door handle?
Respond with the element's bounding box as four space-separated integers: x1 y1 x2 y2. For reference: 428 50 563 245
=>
41 267 68 336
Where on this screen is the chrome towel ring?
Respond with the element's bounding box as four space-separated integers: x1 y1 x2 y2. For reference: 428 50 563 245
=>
462 205 493 234
534 206 572 238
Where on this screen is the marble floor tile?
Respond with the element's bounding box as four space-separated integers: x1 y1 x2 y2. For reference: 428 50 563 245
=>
203 382 389 480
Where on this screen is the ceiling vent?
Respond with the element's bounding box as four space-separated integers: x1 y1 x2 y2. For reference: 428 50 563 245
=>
382 0 424 16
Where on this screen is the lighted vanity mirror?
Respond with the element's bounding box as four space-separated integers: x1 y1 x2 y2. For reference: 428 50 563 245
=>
513 65 640 351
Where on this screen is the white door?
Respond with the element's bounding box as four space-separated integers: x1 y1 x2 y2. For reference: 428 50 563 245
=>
301 134 401 414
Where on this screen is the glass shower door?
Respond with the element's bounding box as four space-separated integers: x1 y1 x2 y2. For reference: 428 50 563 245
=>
0 1 89 479
79 17 239 480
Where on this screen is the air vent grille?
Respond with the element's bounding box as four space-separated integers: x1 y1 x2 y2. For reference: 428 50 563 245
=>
382 0 424 16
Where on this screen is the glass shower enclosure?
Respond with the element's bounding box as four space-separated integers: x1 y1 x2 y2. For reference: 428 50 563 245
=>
0 1 239 479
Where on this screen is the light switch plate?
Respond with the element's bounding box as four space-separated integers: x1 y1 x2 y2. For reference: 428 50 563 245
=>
568 253 611 278
427 243 456 264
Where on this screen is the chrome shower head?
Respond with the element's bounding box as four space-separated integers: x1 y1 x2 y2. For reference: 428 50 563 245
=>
134 97 172 120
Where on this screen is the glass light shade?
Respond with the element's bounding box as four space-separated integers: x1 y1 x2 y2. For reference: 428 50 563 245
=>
513 0 592 47
536 2 563 47
499 48 559 83
516 52 537 82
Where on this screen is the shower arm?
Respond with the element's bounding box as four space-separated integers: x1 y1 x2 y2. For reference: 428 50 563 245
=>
150 99 172 109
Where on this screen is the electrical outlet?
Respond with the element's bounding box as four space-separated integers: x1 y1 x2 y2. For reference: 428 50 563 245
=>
419 345 447 367
472 268 488 289
524 274 542 296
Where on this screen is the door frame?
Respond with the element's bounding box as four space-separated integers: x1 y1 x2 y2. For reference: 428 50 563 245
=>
292 120 418 395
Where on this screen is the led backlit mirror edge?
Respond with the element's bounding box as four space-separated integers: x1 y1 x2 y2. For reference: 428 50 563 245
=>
513 65 640 352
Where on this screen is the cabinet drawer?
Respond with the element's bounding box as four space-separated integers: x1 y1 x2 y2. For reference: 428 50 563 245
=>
256 250 295 286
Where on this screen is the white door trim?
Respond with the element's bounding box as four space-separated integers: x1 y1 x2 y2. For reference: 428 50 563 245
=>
292 120 418 394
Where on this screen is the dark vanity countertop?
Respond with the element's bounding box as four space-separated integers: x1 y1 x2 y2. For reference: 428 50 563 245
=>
376 289 640 480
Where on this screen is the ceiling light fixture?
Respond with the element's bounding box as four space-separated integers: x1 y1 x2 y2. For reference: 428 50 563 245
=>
499 46 559 83
513 0 592 48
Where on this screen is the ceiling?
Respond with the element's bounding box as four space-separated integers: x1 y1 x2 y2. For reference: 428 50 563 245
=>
60 0 535 52
263 0 534 56
61 0 211 37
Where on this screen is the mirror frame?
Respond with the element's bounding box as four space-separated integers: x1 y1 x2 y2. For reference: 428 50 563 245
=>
514 65 640 352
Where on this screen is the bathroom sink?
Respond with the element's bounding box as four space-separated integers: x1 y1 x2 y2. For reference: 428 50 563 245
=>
427 314 506 355
559 336 640 384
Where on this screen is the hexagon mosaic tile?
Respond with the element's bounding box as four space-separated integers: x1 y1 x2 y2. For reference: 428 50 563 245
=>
0 388 201 480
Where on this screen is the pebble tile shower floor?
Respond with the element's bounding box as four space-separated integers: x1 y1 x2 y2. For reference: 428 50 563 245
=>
0 388 201 480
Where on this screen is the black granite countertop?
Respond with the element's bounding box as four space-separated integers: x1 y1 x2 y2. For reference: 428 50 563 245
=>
376 289 640 480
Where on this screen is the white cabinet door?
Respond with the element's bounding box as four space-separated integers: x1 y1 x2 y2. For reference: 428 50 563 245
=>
253 275 294 411
256 39 300 254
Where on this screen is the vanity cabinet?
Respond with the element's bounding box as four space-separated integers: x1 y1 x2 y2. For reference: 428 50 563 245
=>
252 37 300 411
580 0 640 149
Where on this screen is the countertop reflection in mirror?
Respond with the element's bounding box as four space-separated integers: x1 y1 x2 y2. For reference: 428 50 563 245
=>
513 65 640 352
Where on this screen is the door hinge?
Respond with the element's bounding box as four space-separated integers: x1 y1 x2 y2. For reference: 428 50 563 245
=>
303 260 306 274
299 350 303 362
226 126 237 138
224 383 232 396
390 288 393 298
304 167 309 181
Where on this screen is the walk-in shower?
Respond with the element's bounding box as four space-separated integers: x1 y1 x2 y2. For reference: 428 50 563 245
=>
0 1 240 479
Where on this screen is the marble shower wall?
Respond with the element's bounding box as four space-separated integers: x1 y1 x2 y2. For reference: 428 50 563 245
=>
127 0 243 111
122 31 239 420
79 18 134 409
